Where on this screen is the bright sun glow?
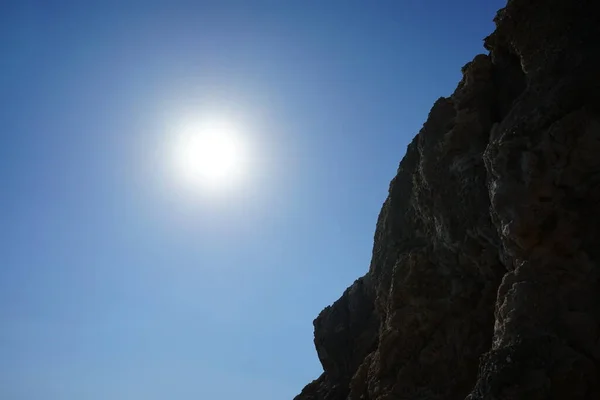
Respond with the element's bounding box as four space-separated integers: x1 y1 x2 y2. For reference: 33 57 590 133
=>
172 116 247 191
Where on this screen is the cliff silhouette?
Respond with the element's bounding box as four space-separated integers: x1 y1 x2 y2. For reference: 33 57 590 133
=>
295 0 600 398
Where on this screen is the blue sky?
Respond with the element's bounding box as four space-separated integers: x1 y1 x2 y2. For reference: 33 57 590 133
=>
1 1 505 398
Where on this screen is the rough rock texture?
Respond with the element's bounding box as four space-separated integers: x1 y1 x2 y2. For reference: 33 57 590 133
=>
295 0 600 399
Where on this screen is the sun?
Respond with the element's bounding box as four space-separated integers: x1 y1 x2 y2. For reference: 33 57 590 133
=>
172 116 247 191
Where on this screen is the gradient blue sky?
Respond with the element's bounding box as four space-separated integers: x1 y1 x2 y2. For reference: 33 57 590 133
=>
1 1 505 398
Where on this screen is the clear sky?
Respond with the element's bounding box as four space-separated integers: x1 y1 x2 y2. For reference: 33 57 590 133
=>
1 1 505 398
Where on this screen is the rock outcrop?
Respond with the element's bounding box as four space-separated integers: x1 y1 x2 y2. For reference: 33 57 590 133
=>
295 0 600 398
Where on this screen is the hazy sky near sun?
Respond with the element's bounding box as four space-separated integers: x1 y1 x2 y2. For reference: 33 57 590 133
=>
1 1 505 399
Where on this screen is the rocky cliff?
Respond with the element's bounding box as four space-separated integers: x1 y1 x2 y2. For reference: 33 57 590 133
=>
295 0 600 399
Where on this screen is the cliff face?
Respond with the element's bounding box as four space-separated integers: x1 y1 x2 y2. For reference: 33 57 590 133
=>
295 1 600 399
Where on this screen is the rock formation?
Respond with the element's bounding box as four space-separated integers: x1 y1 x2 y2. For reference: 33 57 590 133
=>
295 0 600 398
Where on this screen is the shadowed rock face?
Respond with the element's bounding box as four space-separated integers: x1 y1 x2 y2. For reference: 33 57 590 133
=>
295 1 600 399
